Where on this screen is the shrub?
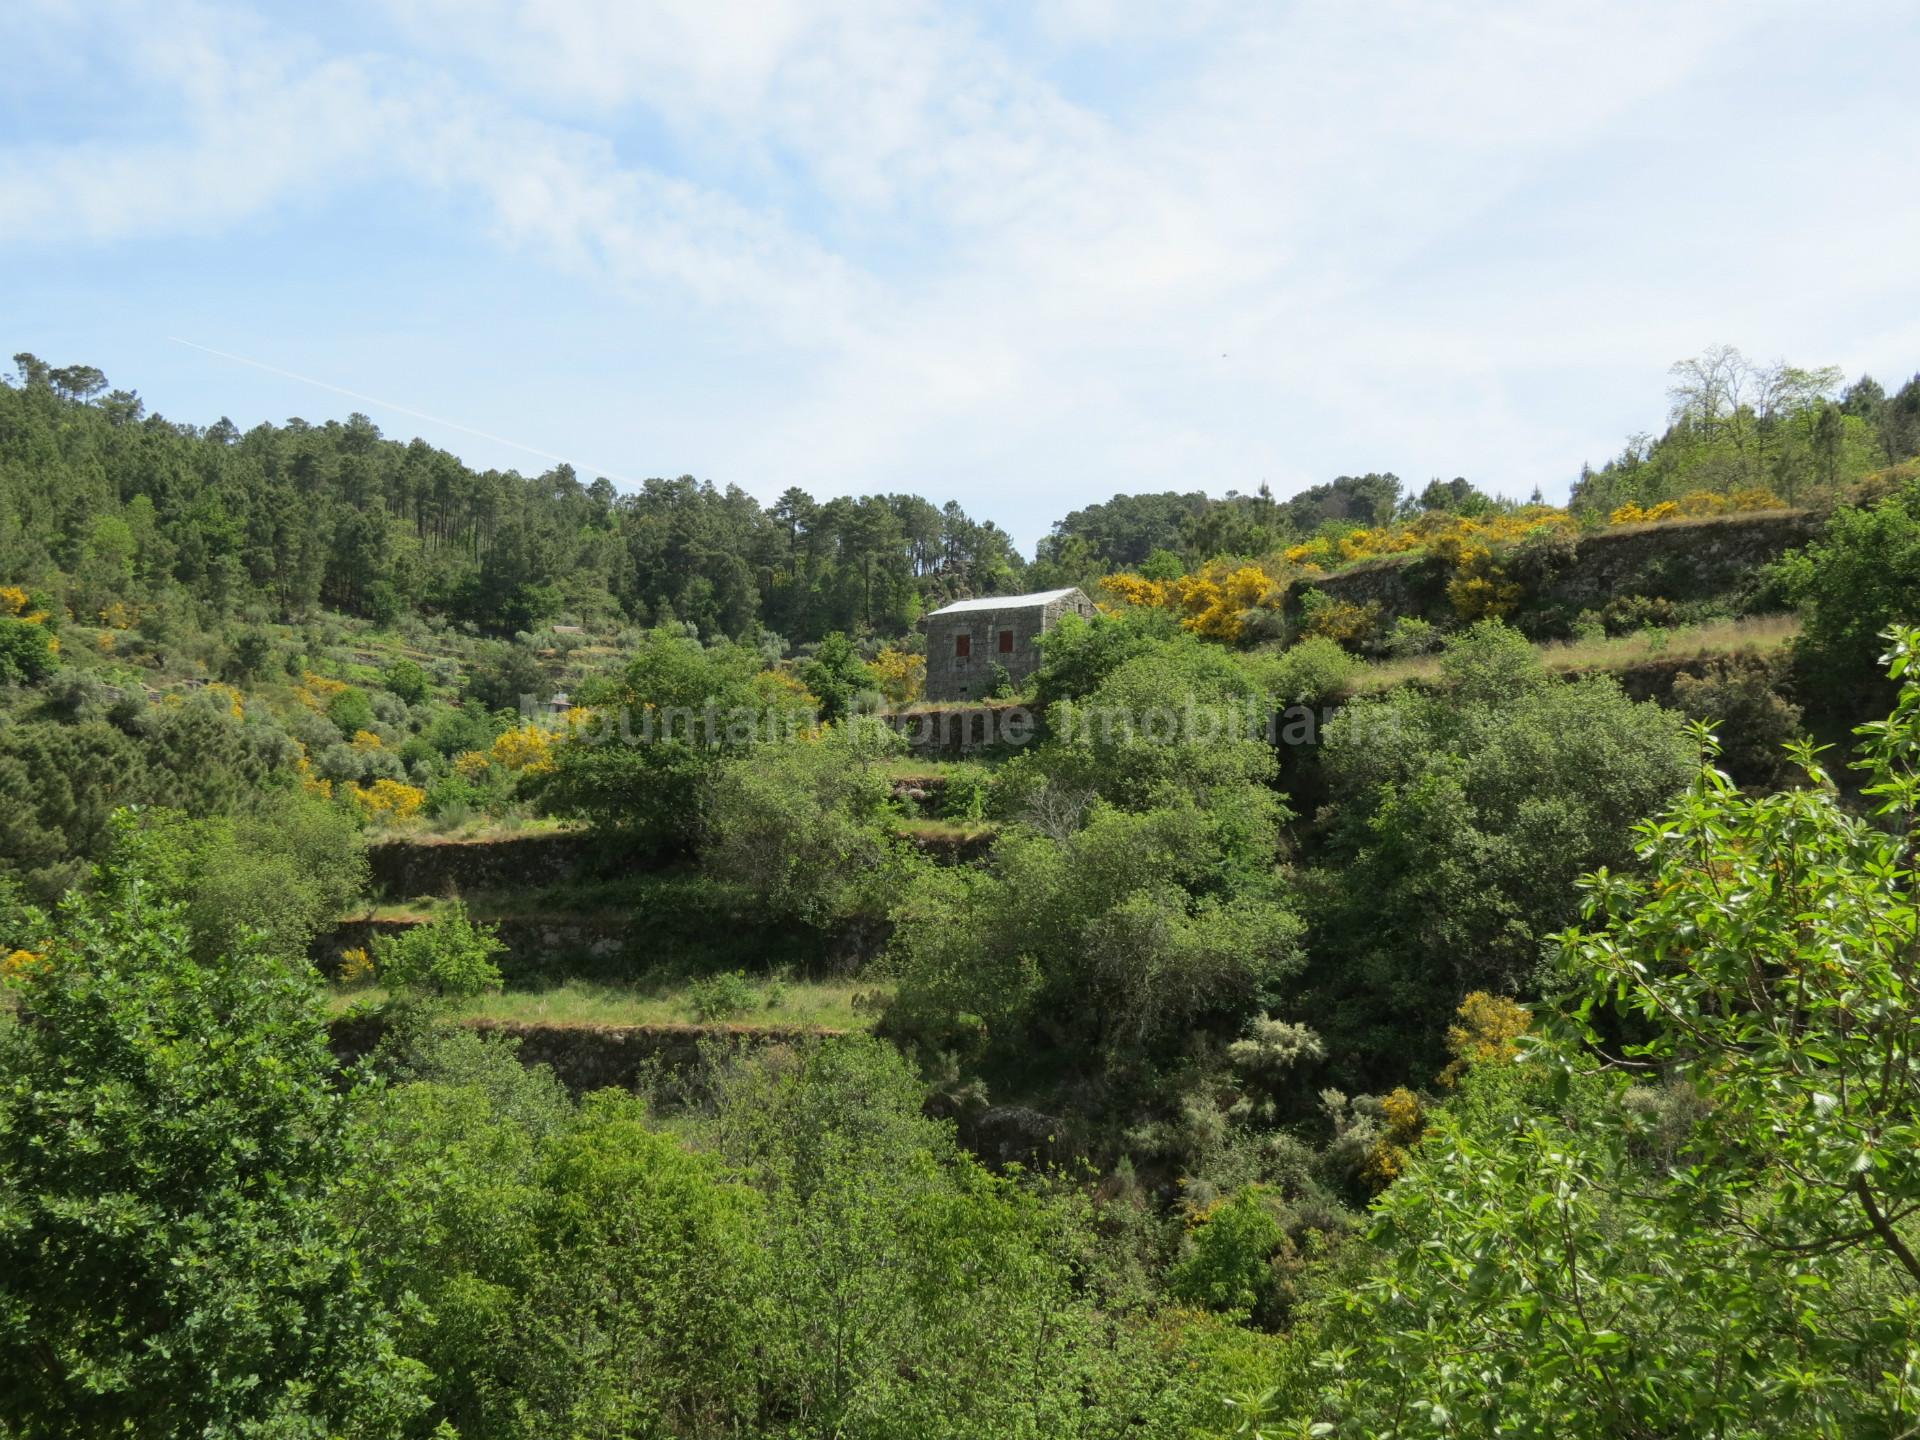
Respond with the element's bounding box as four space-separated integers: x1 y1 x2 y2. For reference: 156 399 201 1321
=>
1382 615 1443 658
1167 1186 1288 1320
1248 636 1359 704
0 832 426 1432
373 901 506 998
1296 588 1380 647
688 969 756 1021
326 685 376 737
382 658 428 705
0 615 58 685
1670 656 1803 786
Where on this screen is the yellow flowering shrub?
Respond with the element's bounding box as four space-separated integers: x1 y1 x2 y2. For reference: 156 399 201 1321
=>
0 586 31 616
1609 499 1680 526
870 648 926 705
1100 561 1283 642
1439 990 1531 1086
350 729 385 752
490 723 555 773
350 778 426 821
294 670 350 712
453 749 495 780
337 946 376 987
1299 595 1380 645
1361 1086 1427 1191
3 948 46 984
206 682 246 721
97 599 135 629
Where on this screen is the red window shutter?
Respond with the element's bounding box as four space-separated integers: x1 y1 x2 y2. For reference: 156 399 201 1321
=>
998 629 1014 653
955 634 970 657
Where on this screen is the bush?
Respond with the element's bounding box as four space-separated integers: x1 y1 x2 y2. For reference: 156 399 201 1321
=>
0 831 426 1433
1248 636 1359 704
1382 615 1443 658
382 658 428 705
688 969 756 1021
325 685 375 737
0 616 58 685
1166 1186 1288 1322
1777 481 1920 708
1670 656 1803 786
372 900 506 998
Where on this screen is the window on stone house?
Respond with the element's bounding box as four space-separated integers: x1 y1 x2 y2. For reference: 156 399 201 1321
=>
998 629 1014 653
955 633 970 658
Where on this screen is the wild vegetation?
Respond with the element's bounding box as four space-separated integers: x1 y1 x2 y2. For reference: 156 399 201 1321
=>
6 345 1920 1435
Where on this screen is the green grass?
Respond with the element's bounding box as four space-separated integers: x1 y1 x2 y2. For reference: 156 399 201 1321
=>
892 817 996 842
327 976 885 1031
1350 614 1800 694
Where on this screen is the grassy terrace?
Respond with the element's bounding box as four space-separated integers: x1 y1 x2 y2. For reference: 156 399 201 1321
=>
1346 613 1800 694
326 976 886 1031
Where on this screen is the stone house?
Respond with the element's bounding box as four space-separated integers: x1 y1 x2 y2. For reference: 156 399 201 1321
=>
922 587 1096 701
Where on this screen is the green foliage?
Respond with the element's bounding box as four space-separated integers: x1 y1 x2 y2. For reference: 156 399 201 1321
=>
1572 628 1920 1296
381 657 428 705
1031 606 1178 707
353 1081 756 1439
1168 1187 1288 1320
0 829 426 1435
1381 614 1442 657
890 796 1303 1084
119 794 368 962
686 968 756 1021
800 631 876 722
1669 654 1803 785
1306 621 1693 1081
0 616 57 685
372 899 507 998
1029 638 1278 820
703 716 908 927
1246 635 1360 704
326 682 376 736
1778 479 1920 705
705 1037 1181 1437
1298 638 1920 1437
538 629 809 850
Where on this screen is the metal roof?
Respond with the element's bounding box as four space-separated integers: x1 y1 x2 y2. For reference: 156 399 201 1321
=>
924 587 1082 618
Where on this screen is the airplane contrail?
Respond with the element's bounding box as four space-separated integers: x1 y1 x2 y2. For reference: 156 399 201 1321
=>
167 336 640 485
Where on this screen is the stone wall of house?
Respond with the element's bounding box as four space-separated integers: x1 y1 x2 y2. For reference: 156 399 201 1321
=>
923 590 1096 701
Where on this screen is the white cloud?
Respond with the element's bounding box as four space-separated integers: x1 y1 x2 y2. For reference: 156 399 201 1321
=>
4 0 1918 544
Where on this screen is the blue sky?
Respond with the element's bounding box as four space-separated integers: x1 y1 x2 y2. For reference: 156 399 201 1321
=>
4 0 1918 552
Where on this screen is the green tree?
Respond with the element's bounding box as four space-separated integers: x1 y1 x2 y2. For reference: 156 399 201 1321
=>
537 630 811 850
1779 478 1920 709
1305 635 1920 1438
0 823 425 1436
372 898 507 998
381 657 429 705
704 715 909 928
801 631 877 722
1305 621 1693 1083
0 616 57 685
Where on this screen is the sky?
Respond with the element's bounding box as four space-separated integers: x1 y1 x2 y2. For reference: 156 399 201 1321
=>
4 1 1919 553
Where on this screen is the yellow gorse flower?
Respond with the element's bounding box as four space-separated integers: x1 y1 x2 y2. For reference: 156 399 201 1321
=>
489 723 555 773
350 778 426 820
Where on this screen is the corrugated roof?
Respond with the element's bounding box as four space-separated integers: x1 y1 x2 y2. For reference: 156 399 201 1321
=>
924 587 1082 618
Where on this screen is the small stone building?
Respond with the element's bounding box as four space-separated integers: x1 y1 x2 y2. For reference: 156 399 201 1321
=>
922 587 1096 701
